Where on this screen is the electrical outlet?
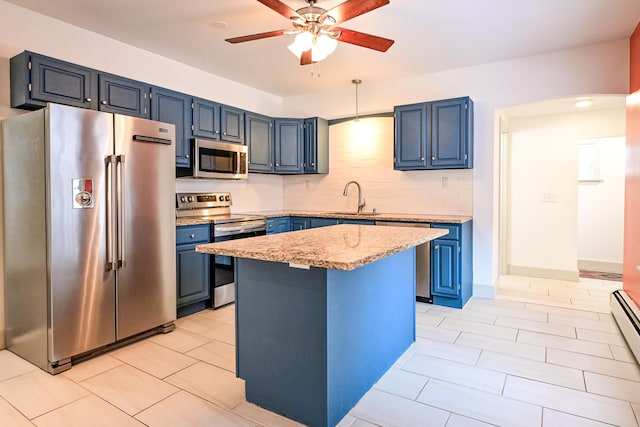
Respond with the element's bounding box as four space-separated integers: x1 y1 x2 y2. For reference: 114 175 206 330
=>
305 180 310 190
442 176 449 189
541 193 557 203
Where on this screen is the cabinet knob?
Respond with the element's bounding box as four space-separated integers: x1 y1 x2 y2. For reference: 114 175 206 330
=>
101 100 107 105
275 163 279 167
432 156 435 161
85 97 92 102
420 157 424 161
311 162 315 166
189 234 195 239
434 244 439 250
216 130 219 134
185 154 190 159
223 132 227 135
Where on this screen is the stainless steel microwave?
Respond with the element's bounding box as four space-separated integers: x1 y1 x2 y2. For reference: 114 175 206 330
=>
177 139 248 179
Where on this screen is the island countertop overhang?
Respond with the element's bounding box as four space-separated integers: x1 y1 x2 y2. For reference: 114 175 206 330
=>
195 223 448 271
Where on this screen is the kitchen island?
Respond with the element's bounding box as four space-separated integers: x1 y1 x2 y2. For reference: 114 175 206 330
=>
196 224 448 427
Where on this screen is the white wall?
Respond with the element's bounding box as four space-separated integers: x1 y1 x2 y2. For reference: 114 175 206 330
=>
283 41 630 296
507 109 625 279
578 137 626 272
283 117 472 215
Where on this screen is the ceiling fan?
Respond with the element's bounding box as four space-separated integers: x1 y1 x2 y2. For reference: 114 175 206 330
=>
225 0 394 66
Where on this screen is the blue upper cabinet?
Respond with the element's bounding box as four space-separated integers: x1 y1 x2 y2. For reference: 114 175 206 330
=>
98 73 149 118
192 97 220 140
192 100 245 144
304 117 329 174
431 98 473 168
11 51 96 110
220 105 245 144
394 103 428 169
150 87 191 167
274 118 304 173
245 112 273 173
394 96 473 170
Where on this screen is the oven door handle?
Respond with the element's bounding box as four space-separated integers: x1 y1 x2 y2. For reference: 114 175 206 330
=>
214 224 266 235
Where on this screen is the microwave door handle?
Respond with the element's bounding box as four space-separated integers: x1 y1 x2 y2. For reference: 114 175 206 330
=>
105 155 116 271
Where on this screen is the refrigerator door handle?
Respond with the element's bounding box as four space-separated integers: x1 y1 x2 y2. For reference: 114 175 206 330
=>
105 155 116 271
116 154 126 268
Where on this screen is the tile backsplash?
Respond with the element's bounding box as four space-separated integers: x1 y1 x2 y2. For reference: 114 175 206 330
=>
283 117 472 215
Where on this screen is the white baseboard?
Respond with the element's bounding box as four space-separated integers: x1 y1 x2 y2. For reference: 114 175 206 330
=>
473 283 496 299
578 259 623 274
508 265 579 282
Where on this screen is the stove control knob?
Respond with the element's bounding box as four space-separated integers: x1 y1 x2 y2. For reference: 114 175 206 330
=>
187 196 193 203
225 195 230 201
180 196 186 203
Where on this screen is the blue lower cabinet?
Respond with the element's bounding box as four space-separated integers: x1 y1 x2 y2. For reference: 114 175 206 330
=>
176 225 211 317
290 217 310 231
430 222 472 308
236 250 415 427
309 218 340 228
266 217 291 234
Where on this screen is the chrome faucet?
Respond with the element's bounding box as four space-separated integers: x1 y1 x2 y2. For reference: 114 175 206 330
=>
343 181 366 214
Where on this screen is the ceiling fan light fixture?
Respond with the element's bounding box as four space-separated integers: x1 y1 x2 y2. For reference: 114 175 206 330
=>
287 31 337 62
312 34 338 61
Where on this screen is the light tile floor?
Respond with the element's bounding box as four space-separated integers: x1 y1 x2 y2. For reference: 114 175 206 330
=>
0 275 638 426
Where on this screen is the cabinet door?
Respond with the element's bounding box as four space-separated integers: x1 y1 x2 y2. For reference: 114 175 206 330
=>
274 119 304 173
220 105 245 144
176 244 211 307
431 97 471 168
303 118 318 173
267 217 291 234
30 54 95 109
192 98 220 140
245 112 273 172
150 87 191 167
431 239 460 297
394 103 428 169
291 217 310 231
309 218 339 228
98 74 149 118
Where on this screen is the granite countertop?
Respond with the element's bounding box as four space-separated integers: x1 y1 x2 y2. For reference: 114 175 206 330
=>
195 224 448 271
240 210 472 224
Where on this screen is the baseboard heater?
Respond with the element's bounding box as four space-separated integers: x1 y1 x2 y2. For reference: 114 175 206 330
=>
610 290 640 364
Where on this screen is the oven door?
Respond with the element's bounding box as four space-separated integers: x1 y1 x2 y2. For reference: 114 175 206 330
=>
212 226 266 308
194 139 248 179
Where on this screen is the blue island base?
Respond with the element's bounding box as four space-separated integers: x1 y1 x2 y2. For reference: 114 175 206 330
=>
235 249 417 427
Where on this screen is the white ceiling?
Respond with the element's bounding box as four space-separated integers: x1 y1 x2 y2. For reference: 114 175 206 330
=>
5 0 640 97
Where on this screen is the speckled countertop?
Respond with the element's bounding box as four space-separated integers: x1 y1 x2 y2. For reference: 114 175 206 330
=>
245 210 472 223
195 224 448 271
176 210 471 226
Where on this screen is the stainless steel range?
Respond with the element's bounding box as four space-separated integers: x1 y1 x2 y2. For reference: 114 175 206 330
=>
176 192 266 308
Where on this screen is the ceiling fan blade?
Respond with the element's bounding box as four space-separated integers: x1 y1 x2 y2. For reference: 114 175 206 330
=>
320 0 389 25
225 29 287 44
335 28 394 52
300 49 313 66
257 0 304 21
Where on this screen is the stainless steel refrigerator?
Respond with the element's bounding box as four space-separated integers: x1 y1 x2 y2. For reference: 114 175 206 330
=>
1 103 177 374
